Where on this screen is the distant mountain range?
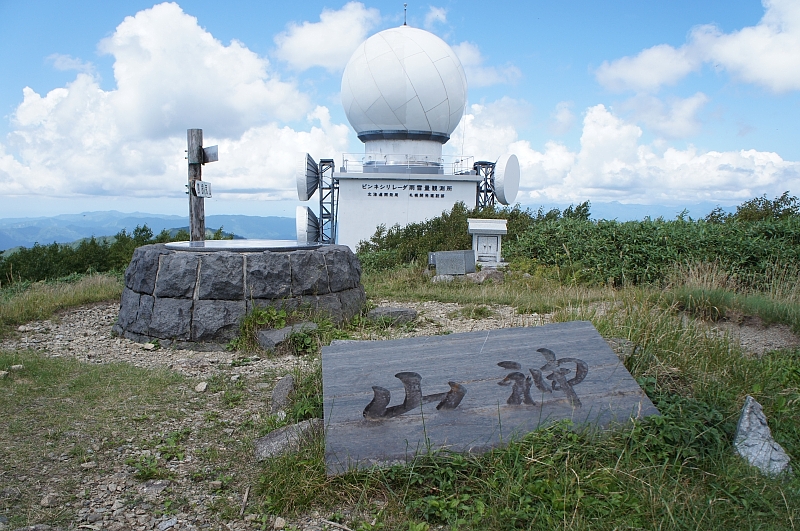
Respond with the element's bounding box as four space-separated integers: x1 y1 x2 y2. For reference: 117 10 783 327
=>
0 211 295 251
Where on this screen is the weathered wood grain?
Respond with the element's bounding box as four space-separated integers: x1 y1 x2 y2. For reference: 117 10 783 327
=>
322 321 658 474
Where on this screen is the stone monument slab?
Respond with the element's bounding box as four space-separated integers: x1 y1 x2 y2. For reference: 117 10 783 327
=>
433 250 476 275
322 321 658 474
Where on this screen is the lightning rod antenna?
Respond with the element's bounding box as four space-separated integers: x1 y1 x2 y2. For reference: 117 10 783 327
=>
403 3 408 25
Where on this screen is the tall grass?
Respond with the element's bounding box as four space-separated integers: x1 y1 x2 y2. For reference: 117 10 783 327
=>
0 273 122 336
662 261 800 332
362 262 614 315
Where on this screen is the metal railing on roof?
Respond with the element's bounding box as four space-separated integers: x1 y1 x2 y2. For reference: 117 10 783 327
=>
340 153 475 175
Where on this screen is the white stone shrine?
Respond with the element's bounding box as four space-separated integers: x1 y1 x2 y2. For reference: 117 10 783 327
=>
468 218 507 263
296 24 520 250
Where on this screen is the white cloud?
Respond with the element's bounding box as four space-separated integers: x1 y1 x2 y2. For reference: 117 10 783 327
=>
596 44 700 93
596 0 800 93
550 101 576 135
48 54 95 74
0 2 350 200
445 98 530 160
424 7 447 30
273 2 380 72
692 0 800 92
452 42 521 87
447 100 799 205
619 92 709 138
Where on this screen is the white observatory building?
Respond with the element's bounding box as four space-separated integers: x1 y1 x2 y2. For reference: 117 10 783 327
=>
296 24 520 250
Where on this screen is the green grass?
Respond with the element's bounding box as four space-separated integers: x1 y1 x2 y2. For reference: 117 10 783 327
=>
0 273 123 337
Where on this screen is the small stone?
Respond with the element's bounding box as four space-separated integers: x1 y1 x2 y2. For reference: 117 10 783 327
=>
230 374 240 382
87 512 103 523
254 419 322 461
257 322 317 350
270 374 295 414
209 480 222 490
273 516 286 530
0 371 7 379
9 365 23 371
734 395 792 477
40 493 57 507
431 274 454 283
157 517 177 531
17 325 31 332
142 479 171 496
366 307 418 326
244 514 257 522
141 343 156 351
81 461 97 469
465 269 505 284
195 382 208 393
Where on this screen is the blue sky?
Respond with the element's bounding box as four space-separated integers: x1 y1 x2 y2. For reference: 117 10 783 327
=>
0 0 798 219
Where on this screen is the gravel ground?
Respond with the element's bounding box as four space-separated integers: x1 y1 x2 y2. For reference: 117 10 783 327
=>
2 299 796 531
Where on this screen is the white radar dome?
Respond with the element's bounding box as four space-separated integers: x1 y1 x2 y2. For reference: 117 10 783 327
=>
341 26 467 144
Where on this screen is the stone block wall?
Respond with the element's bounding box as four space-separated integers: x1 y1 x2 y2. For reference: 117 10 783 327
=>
112 244 366 343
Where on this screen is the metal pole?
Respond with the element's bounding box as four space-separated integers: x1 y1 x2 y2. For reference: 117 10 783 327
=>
187 129 205 242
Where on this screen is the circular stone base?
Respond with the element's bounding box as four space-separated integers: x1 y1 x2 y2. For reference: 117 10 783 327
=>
112 243 366 343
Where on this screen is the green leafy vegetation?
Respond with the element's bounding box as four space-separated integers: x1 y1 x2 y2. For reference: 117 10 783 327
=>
358 193 800 291
0 224 233 287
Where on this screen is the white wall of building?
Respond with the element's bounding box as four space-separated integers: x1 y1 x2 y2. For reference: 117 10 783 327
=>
336 173 480 250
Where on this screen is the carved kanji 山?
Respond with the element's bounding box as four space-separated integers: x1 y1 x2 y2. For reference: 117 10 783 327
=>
363 372 467 419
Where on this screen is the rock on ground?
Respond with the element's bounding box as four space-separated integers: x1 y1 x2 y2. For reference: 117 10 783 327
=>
734 395 792 477
270 374 295 414
257 322 318 351
254 419 322 461
366 307 417 326
465 269 505 284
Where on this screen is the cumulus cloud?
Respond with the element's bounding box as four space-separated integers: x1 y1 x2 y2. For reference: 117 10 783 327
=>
424 7 448 30
550 101 576 135
619 92 709 138
597 0 800 93
596 44 700 93
452 42 521 87
447 100 799 204
0 2 350 200
48 54 95 74
273 2 380 72
446 98 531 160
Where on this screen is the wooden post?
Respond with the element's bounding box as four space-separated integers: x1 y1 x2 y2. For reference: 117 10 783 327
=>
187 129 205 242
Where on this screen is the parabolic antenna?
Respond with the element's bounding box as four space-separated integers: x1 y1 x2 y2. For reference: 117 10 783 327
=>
493 154 520 206
296 153 319 202
296 206 319 243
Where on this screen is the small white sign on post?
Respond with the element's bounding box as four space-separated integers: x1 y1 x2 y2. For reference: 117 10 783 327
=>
193 180 212 198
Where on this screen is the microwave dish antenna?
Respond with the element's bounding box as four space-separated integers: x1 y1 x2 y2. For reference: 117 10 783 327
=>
296 206 320 243
296 153 320 202
493 154 520 206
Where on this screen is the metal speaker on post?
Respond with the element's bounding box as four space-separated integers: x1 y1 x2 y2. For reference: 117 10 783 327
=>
493 154 520 206
296 153 320 201
296 206 320 243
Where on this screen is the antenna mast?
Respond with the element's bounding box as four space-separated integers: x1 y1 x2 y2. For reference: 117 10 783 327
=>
403 3 408 25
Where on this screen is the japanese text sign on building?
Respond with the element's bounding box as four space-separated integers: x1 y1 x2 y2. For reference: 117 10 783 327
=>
322 321 659 475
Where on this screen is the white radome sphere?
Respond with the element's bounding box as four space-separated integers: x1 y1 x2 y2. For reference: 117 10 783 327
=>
341 26 467 143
